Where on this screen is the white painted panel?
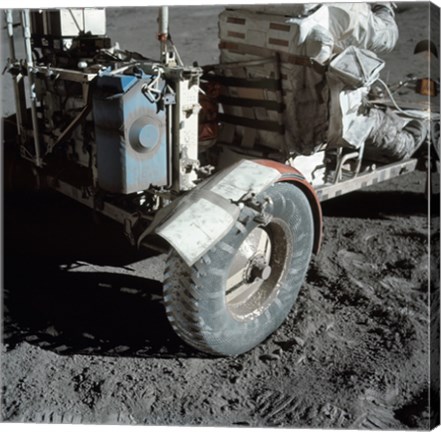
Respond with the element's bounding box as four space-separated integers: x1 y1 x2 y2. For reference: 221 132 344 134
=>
157 198 235 266
84 9 106 36
210 160 281 202
60 9 84 36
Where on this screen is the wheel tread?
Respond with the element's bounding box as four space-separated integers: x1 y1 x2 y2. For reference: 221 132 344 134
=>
164 250 219 355
163 182 315 356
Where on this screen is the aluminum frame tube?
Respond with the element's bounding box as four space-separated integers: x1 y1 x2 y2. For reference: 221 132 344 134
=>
21 9 42 167
5 10 25 140
158 7 168 64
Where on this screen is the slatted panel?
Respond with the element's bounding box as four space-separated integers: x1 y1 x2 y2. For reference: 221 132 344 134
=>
218 8 330 154
219 9 302 54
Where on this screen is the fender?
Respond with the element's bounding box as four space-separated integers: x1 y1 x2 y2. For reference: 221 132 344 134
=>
151 159 322 266
254 159 323 254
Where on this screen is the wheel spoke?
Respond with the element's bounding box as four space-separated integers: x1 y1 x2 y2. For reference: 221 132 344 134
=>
227 231 258 289
226 227 271 308
226 279 262 304
226 269 245 293
258 229 271 263
239 232 258 259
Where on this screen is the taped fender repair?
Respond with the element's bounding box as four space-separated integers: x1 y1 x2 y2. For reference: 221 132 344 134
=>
157 196 238 266
156 159 282 266
209 159 281 201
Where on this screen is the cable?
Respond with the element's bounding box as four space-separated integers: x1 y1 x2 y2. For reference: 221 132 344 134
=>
377 78 438 120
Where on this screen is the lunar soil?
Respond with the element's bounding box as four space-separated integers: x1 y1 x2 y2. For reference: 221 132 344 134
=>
1 3 440 429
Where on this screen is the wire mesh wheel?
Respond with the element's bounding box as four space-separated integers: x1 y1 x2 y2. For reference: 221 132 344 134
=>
163 182 314 356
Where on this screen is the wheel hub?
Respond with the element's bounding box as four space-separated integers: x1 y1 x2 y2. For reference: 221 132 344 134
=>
247 255 272 283
225 222 291 321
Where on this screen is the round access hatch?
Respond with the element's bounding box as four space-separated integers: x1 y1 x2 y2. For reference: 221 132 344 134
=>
129 116 163 155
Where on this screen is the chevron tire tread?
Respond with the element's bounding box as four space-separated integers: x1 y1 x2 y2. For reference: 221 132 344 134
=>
163 182 314 356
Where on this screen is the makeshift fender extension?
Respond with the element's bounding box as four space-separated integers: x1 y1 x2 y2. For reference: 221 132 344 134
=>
254 159 323 254
154 158 323 267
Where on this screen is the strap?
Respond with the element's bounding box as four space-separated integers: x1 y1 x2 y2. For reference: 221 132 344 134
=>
219 95 285 112
204 73 280 90
219 113 284 134
219 41 326 74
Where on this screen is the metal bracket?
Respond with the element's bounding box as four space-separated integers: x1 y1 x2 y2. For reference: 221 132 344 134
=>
141 66 164 103
333 144 365 184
